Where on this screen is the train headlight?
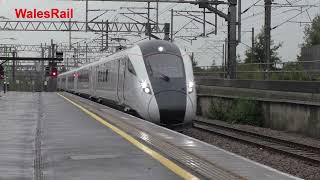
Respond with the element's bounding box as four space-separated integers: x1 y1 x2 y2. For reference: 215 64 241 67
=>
158 46 164 52
188 81 194 93
143 87 151 94
140 81 152 94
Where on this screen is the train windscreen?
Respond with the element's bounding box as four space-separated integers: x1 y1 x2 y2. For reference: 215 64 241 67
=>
145 54 185 78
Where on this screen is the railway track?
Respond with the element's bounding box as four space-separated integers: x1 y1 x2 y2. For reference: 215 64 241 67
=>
193 118 320 165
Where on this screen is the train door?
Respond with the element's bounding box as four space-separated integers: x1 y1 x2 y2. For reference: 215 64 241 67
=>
124 58 136 106
117 58 126 105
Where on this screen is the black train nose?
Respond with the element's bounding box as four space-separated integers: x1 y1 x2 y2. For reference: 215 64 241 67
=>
155 91 186 125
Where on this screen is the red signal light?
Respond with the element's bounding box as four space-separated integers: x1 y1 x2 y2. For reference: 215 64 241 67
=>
50 68 58 78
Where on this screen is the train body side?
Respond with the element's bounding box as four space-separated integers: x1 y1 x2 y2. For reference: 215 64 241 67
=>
58 40 196 126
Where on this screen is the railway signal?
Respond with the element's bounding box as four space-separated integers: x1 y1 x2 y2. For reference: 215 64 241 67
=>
50 67 58 78
56 51 63 59
45 66 50 76
0 65 4 80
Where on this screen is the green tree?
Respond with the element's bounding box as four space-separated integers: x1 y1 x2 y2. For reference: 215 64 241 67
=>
244 28 282 64
303 15 320 47
296 14 320 80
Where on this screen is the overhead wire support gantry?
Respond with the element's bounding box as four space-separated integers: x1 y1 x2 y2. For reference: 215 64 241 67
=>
0 43 125 53
196 0 240 79
2 0 242 79
0 20 167 33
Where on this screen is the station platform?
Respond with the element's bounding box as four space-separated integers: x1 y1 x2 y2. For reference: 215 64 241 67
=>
0 92 302 180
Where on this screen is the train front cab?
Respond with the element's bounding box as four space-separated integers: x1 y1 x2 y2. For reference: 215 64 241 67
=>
138 40 196 126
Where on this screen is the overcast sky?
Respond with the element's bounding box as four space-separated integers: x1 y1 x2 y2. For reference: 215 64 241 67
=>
0 0 320 66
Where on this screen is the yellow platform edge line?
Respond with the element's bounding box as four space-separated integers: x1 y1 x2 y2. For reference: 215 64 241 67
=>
57 93 199 180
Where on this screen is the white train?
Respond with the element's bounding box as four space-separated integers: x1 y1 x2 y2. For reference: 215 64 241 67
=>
58 40 196 126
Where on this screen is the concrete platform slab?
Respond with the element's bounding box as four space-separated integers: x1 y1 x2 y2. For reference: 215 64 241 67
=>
0 92 182 180
0 92 38 180
60 92 302 180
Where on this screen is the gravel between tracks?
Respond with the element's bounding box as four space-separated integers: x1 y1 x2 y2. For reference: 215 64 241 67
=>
182 126 320 180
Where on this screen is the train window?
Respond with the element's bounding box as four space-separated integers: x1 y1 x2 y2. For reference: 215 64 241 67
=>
98 68 108 82
127 59 136 75
108 62 113 72
145 54 185 78
98 71 103 82
79 70 89 83
68 76 74 82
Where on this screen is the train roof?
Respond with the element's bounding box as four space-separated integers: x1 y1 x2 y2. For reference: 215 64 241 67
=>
58 40 181 77
137 40 181 57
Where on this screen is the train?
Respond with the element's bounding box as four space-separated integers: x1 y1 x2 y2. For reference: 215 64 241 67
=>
57 40 196 126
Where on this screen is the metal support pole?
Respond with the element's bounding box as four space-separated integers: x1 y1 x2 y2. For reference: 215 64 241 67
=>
101 20 104 49
191 52 194 63
12 51 15 84
238 0 241 43
86 0 88 32
265 0 272 79
147 2 151 40
251 27 255 63
51 39 55 58
4 47 7 92
73 47 77 67
106 20 109 50
227 0 237 79
164 23 170 41
203 8 206 36
41 44 44 91
222 44 225 77
171 9 173 42
156 2 159 32
224 38 228 78
69 18 72 50
215 4 218 35
48 43 51 59
77 42 79 67
51 39 55 79
85 43 88 63
66 57 69 70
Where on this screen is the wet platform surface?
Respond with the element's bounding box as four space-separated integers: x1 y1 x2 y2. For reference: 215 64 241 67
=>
0 92 181 180
0 92 303 180
0 92 37 180
61 92 302 180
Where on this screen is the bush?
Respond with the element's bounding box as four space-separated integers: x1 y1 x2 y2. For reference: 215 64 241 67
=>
207 100 228 121
227 98 263 126
207 97 263 127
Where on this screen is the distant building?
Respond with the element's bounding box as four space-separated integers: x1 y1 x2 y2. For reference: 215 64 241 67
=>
301 44 320 70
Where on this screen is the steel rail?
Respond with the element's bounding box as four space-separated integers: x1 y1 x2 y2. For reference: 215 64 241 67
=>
193 118 320 164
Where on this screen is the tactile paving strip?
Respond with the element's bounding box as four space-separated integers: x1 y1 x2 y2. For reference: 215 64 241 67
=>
64 93 244 180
